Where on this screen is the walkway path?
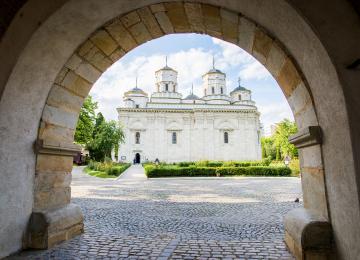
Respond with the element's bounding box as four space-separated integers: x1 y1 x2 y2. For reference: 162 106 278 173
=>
116 164 147 180
12 165 302 259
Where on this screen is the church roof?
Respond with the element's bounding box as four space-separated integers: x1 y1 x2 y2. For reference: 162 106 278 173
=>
156 57 177 72
125 87 148 96
230 78 250 94
206 68 225 74
230 86 248 93
155 65 176 73
184 93 200 100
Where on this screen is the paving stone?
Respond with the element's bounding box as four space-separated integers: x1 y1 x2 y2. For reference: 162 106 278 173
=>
11 166 301 259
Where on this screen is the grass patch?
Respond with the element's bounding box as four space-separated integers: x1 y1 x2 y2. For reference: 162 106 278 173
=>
84 167 118 178
85 161 131 178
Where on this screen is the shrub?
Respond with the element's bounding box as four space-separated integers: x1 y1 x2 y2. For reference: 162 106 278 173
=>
87 160 131 177
262 156 272 166
194 160 209 167
178 161 195 167
193 160 224 167
145 165 291 178
289 158 300 176
145 165 217 178
222 161 264 167
215 166 291 176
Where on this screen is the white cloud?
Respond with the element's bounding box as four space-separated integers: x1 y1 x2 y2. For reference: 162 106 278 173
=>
258 103 294 136
239 62 271 80
90 48 215 120
90 36 291 134
211 38 271 81
211 38 252 68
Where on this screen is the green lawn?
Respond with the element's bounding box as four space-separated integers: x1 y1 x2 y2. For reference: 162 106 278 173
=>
84 163 131 178
84 167 118 178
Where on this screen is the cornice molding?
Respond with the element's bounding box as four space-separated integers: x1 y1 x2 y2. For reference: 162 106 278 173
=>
34 139 81 157
289 126 322 148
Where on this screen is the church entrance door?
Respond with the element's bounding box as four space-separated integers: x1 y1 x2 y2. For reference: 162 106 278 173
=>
135 153 141 164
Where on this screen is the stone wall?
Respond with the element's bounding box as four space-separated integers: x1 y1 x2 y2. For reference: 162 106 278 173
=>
0 0 359 259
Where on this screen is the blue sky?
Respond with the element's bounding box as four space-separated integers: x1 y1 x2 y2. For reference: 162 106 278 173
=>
90 34 293 135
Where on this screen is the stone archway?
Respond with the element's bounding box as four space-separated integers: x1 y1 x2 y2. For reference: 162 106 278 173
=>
32 3 327 259
1 1 359 259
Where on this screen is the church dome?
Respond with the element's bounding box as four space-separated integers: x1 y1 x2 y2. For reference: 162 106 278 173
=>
206 68 225 74
185 93 200 100
230 85 249 94
159 65 176 71
230 78 250 94
125 87 148 96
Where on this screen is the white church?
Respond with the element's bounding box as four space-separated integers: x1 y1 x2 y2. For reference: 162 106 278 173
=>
117 60 262 163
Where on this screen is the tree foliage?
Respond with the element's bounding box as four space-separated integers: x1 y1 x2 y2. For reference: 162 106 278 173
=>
87 119 124 161
261 119 298 160
74 96 97 144
74 96 125 162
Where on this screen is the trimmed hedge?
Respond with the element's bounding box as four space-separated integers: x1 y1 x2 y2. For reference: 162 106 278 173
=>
145 165 217 178
145 165 291 178
215 166 291 176
144 158 272 168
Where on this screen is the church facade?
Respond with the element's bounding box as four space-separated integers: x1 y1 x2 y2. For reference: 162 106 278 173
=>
117 62 262 163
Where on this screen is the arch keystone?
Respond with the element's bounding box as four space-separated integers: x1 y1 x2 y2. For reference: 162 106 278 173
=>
220 9 239 44
202 4 222 38
165 2 190 33
184 3 205 33
150 4 174 34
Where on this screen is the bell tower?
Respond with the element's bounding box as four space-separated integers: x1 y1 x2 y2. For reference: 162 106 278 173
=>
155 56 179 93
202 56 228 100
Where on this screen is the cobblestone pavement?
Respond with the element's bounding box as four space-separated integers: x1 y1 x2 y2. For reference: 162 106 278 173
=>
12 165 302 259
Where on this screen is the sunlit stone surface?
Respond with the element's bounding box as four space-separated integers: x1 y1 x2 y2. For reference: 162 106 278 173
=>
12 166 301 259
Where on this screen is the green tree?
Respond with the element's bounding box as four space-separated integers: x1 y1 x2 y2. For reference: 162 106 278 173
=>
74 96 97 145
261 137 276 160
88 120 124 161
273 119 298 159
92 112 105 139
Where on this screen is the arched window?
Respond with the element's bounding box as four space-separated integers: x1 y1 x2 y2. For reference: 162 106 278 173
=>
204 89 207 95
212 87 215 94
135 104 139 108
224 132 229 144
172 132 177 144
220 87 223 94
135 132 140 144
165 83 169 91
238 94 241 101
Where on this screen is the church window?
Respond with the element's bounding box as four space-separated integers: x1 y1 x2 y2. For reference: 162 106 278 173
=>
238 94 242 101
220 87 223 94
212 87 215 94
173 85 175 92
224 132 229 144
135 132 140 144
204 89 207 95
172 132 177 144
135 104 139 108
165 83 169 91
